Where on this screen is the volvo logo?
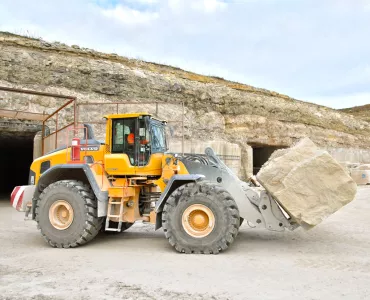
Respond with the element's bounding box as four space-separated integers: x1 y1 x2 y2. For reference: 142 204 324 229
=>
80 146 99 151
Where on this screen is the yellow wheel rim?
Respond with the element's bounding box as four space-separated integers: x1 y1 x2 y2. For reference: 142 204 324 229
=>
182 204 215 238
49 200 74 230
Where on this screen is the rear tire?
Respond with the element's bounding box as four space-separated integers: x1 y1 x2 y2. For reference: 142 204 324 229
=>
35 180 102 248
162 181 240 254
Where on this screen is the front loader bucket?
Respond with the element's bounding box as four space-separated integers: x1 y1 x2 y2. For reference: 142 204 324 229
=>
256 138 357 229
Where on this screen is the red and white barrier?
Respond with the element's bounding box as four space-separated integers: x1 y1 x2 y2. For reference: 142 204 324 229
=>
10 186 26 211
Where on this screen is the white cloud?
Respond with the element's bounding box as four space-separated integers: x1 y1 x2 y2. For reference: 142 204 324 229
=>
122 0 159 5
359 0 370 10
0 0 369 109
168 0 226 14
134 0 159 3
101 4 158 25
191 0 227 14
167 0 184 12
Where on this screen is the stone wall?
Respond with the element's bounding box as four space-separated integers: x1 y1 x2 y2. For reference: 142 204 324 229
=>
1 32 370 179
327 148 370 165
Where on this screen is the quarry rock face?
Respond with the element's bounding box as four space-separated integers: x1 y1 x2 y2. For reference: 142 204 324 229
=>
1 32 370 178
350 164 370 185
257 138 357 228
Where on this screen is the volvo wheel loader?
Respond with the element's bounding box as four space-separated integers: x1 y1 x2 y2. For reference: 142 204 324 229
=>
10 112 355 254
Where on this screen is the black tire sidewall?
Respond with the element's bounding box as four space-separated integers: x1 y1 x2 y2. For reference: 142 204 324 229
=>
38 184 87 245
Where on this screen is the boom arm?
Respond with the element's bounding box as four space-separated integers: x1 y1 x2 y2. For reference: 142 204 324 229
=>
166 147 296 232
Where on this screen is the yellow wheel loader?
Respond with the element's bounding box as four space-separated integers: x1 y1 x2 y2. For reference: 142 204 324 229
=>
10 112 355 254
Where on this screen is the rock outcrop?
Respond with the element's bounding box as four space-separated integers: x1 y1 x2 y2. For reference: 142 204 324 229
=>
341 105 370 122
1 32 370 178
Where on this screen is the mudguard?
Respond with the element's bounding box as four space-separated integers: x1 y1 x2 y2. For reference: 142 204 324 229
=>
32 164 108 218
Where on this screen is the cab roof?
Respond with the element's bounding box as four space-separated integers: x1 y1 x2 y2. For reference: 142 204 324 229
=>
104 112 166 123
104 112 151 119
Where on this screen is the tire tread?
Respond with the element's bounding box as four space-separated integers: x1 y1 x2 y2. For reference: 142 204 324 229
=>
35 180 101 248
163 180 240 254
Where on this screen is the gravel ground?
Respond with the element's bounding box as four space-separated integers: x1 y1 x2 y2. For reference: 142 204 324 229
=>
0 187 369 300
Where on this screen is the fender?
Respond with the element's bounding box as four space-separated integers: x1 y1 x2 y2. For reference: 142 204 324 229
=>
32 164 108 219
155 174 204 230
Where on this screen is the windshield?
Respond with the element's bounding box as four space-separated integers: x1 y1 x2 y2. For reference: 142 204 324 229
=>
150 122 167 153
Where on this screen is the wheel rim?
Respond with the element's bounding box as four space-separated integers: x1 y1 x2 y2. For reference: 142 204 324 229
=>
49 200 74 230
182 204 215 238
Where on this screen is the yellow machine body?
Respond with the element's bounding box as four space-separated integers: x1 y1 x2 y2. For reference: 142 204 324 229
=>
29 112 189 226
16 111 340 254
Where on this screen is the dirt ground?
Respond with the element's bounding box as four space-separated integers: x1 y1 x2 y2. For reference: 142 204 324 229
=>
0 187 369 300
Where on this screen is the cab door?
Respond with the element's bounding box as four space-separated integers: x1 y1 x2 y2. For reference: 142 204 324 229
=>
134 117 164 176
104 117 137 176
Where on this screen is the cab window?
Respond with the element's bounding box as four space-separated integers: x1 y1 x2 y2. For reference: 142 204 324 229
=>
112 118 136 165
150 122 167 153
137 118 151 166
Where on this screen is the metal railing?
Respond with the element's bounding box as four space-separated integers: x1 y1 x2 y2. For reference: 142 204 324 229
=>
0 86 186 155
0 86 76 155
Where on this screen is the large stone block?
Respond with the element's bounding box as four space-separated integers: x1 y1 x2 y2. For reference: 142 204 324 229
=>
257 138 357 228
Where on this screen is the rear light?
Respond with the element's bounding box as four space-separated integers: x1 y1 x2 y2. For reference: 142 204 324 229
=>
71 137 81 162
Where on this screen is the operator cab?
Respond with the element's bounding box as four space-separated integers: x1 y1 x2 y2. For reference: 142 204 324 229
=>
107 113 167 167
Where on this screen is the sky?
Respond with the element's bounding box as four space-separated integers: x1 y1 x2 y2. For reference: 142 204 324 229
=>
0 0 370 109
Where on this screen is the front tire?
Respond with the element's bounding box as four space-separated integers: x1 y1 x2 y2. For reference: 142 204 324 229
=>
162 181 240 254
35 180 102 248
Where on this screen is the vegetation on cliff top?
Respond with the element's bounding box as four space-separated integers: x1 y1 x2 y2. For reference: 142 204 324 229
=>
341 105 370 122
0 31 295 101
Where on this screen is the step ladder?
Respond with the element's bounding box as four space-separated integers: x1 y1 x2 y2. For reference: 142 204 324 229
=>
105 198 125 232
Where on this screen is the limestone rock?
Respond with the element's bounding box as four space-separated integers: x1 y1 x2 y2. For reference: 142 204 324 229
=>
257 138 357 228
2 32 370 180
